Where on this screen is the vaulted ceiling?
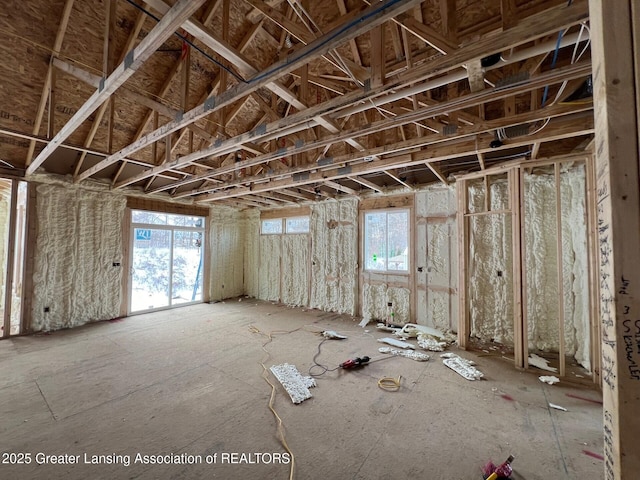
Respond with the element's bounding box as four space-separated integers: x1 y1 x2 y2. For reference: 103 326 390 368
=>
0 0 593 208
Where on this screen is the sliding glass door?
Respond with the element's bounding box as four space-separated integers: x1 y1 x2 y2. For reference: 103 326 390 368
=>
0 179 27 338
129 211 205 314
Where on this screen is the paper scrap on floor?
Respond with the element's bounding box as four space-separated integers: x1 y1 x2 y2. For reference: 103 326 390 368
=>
270 364 316 404
549 403 568 411
394 323 444 340
378 347 430 361
539 375 560 385
442 354 484 380
528 353 558 372
322 330 347 339
377 337 415 349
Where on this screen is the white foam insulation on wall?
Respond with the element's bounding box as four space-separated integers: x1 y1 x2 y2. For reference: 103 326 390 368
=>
259 234 281 302
310 199 358 315
362 283 410 324
32 182 125 331
560 167 590 370
468 179 514 345
281 235 309 307
524 166 590 369
466 166 590 369
209 206 245 301
415 185 458 331
244 210 260 298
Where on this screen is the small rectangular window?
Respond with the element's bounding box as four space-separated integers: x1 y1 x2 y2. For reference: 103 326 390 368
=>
261 218 283 234
285 216 310 233
364 210 409 272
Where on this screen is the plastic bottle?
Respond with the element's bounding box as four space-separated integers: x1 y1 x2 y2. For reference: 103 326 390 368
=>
485 455 514 480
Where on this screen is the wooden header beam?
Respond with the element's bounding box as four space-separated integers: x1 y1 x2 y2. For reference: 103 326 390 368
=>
26 0 207 175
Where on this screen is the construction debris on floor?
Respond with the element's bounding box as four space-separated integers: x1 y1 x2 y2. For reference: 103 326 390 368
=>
441 353 484 381
270 364 316 404
378 346 430 361
539 375 560 385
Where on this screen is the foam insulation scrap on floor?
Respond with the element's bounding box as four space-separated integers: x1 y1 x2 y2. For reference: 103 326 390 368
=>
440 353 484 380
270 364 316 404
376 323 454 352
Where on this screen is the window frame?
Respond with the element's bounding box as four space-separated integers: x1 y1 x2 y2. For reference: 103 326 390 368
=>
362 208 410 274
260 215 310 235
260 218 284 235
285 216 310 234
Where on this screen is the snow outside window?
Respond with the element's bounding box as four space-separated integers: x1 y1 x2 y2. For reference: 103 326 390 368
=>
261 219 283 234
285 216 310 233
364 210 409 272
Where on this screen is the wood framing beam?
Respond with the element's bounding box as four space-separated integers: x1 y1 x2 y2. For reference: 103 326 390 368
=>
501 0 518 30
589 0 640 478
144 0 305 110
27 0 207 175
194 114 593 201
80 0 423 182
426 163 449 184
440 0 457 43
336 0 362 65
25 0 75 166
169 88 592 198
324 180 358 196
397 15 458 54
136 61 593 193
385 169 414 190
349 175 384 193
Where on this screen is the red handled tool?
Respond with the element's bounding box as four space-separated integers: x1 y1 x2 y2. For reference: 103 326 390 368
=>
339 356 370 369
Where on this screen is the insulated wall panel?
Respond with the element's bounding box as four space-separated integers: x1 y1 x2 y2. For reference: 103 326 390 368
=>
31 183 125 331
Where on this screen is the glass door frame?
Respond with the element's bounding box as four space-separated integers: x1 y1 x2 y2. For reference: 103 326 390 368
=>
128 214 206 315
1 179 28 339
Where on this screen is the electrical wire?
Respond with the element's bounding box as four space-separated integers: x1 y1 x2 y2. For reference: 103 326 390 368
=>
308 338 342 377
248 325 301 480
378 375 402 391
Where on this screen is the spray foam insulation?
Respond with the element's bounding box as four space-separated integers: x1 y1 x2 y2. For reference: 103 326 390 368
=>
468 178 514 345
466 167 590 369
281 235 309 307
209 207 245 301
243 210 260 298
310 199 358 315
259 234 281 302
32 182 125 331
523 166 590 369
415 185 458 331
362 283 410 324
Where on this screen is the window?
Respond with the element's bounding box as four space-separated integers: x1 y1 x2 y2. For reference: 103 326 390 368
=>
285 216 310 233
261 216 310 234
261 219 283 234
364 210 409 272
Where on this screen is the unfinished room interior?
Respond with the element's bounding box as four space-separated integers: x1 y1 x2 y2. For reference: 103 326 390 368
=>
0 0 638 478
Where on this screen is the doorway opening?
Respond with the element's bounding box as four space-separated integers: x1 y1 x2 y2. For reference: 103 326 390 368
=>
129 210 206 314
0 179 28 338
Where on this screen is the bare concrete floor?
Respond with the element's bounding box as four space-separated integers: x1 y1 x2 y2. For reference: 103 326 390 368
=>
0 300 603 480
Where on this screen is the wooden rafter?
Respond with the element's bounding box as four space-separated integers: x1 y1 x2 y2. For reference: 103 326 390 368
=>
195 113 594 202
25 0 75 166
27 0 208 175
78 0 424 182
139 60 592 193
174 101 592 199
